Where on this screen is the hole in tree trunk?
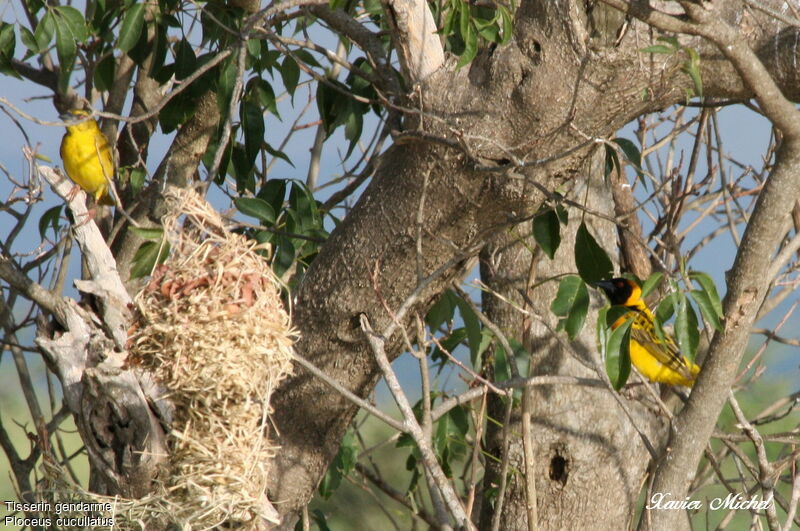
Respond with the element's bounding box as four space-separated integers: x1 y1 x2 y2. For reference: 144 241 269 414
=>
549 446 569 486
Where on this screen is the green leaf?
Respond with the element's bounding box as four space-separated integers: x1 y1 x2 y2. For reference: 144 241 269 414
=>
241 99 264 171
0 23 19 77
650 290 674 345
690 290 721 331
675 294 699 362
93 53 116 91
604 305 632 330
555 203 568 224
682 47 703 99
129 167 146 193
288 180 322 232
458 0 469 38
0 23 15 58
245 38 261 67
658 36 680 49
248 77 279 117
430 327 467 365
640 272 663 298
604 315 633 390
455 295 482 366
174 37 197 80
613 138 645 184
551 275 583 316
550 275 589 340
475 329 495 368
689 271 722 318
565 282 589 340
130 239 170 279
442 6 456 37
426 289 458 330
316 80 348 136
272 235 295 277
499 6 513 44
231 142 255 193
655 291 677 324
217 55 237 115
318 431 357 499
293 49 321 69
456 23 478 69
281 56 300 96
130 226 165 241
308 509 332 531
118 3 146 53
532 208 561 259
574 222 613 285
53 14 77 73
596 306 610 352
640 44 675 54
343 107 363 158
33 12 55 54
476 20 500 43
604 143 621 179
54 6 87 43
257 178 287 216
493 340 510 383
159 95 195 133
434 406 469 477
38 205 63 239
256 43 279 73
235 197 276 224
19 25 37 55
265 143 294 167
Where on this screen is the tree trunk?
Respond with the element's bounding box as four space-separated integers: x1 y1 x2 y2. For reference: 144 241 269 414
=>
265 0 800 523
479 150 667 529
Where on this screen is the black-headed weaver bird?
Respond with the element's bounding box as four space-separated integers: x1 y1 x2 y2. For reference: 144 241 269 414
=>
595 278 700 387
59 109 115 206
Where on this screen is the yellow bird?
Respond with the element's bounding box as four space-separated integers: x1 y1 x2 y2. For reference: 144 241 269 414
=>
59 109 115 206
595 278 700 387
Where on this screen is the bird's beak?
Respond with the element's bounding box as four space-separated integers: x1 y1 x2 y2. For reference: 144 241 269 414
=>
593 280 615 293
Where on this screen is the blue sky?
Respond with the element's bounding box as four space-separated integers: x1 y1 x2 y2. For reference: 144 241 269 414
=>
0 14 796 434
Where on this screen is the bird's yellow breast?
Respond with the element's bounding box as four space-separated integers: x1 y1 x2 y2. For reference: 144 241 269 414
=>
60 120 114 202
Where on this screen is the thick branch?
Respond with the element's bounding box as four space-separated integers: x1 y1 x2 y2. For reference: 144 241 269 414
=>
383 0 445 83
37 164 132 349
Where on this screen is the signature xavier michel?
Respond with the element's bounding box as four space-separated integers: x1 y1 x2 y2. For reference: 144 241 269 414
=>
647 492 774 511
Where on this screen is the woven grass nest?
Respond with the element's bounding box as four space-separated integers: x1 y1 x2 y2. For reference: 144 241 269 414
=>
121 187 295 528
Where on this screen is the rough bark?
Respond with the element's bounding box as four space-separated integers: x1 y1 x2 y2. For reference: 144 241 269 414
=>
19 0 800 526
479 153 667 530
268 0 800 524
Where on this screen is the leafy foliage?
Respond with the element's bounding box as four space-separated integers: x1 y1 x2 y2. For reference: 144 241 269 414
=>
597 306 633 390
235 180 329 282
574 222 613 285
533 204 568 259
1 0 790 528
319 431 358 499
551 275 589 340
129 227 170 279
605 137 645 187
641 36 703 101
435 0 514 68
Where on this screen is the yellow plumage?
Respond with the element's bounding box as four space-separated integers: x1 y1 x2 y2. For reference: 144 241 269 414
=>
60 109 115 205
596 278 701 387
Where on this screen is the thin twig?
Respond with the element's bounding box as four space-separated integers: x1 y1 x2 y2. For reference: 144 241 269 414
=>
361 315 472 530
